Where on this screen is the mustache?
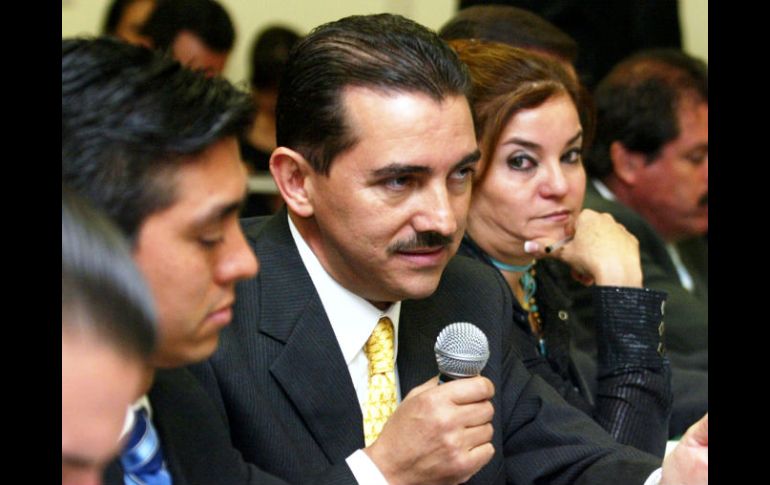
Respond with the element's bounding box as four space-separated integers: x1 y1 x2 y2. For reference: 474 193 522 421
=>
698 193 708 207
388 231 453 254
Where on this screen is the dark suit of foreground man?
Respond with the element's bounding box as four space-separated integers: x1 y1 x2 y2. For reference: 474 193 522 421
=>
191 14 708 485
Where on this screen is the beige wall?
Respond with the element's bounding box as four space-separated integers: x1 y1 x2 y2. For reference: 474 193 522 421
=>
62 0 708 86
680 0 708 62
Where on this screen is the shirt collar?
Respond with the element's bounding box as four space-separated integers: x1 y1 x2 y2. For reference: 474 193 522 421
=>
591 178 617 201
120 394 152 440
288 214 401 365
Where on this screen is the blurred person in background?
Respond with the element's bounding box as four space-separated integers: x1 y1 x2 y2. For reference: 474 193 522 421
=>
456 0 682 90
440 4 579 79
240 25 302 217
140 0 235 77
102 0 156 46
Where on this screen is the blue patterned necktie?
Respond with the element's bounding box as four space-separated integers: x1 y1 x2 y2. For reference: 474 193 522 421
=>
120 407 172 485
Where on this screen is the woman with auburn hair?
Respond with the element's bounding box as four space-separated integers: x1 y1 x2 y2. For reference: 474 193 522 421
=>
450 39 672 456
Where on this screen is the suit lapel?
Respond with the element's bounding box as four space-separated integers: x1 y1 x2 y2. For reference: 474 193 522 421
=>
146 370 194 485
102 460 123 485
253 211 364 463
154 421 188 485
397 304 440 396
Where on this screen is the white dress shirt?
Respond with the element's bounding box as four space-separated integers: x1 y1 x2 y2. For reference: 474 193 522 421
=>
664 243 695 292
289 215 396 484
119 394 152 441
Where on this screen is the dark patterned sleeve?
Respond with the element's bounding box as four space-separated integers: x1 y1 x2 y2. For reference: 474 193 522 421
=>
591 286 672 457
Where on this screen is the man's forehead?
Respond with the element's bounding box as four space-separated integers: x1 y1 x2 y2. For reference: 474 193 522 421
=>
143 145 247 229
673 100 707 145
342 83 468 100
340 85 469 117
678 96 708 117
174 181 246 229
341 86 471 133
335 88 475 169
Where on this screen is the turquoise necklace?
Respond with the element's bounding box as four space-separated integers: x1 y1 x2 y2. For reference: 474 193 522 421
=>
489 258 538 314
490 257 546 356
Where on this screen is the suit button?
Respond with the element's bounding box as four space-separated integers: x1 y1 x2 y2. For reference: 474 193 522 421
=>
657 342 665 356
558 310 568 321
661 301 666 315
658 321 665 336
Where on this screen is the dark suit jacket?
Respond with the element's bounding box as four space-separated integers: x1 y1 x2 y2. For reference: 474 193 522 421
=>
189 210 661 484
103 368 290 485
574 181 708 357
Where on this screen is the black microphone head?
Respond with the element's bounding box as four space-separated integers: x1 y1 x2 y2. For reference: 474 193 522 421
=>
434 322 490 380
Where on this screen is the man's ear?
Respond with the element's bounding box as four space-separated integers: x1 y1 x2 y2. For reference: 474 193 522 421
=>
269 147 315 218
609 141 647 186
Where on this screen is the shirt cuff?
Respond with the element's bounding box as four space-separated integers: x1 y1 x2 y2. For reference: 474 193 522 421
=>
644 467 663 485
346 449 390 485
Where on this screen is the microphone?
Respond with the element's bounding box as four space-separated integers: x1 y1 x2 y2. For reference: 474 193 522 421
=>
434 322 490 383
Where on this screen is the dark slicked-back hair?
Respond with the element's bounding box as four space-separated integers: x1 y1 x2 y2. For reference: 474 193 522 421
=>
140 0 235 52
586 48 708 179
249 25 302 91
449 39 586 184
62 37 254 241
63 188 156 361
439 5 578 64
276 13 471 175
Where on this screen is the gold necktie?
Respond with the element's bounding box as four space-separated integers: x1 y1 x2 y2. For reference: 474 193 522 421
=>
363 316 397 446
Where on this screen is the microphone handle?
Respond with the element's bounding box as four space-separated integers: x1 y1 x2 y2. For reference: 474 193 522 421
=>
438 372 470 384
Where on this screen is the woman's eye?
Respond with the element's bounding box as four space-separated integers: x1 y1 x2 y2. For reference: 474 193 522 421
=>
507 154 536 171
562 148 582 164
